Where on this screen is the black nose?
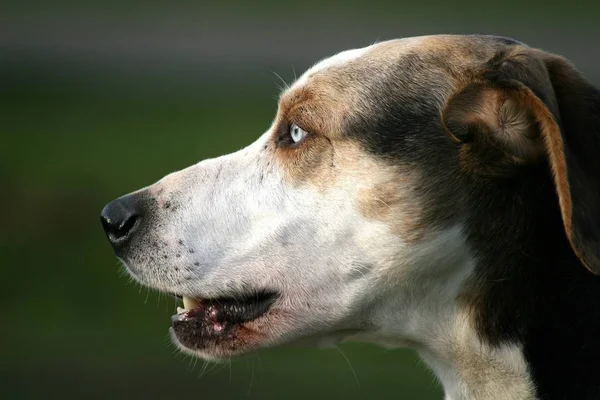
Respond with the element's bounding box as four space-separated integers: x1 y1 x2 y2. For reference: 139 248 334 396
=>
100 193 145 250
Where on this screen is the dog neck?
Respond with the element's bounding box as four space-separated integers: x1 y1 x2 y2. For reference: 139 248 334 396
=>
348 226 537 399
417 315 536 400
371 304 538 400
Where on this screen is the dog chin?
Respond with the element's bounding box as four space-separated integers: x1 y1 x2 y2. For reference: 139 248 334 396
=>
169 325 263 361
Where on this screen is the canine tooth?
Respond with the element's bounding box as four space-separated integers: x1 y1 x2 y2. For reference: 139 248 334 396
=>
177 307 186 314
183 296 200 310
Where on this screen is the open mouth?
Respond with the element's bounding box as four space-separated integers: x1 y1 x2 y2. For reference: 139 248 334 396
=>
170 291 278 352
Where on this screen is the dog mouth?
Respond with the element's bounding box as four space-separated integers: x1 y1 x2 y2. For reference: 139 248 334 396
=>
170 291 279 353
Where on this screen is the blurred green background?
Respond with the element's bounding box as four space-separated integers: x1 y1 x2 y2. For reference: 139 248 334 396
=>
2 1 599 399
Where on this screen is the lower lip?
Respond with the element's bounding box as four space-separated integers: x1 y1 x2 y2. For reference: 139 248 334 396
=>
169 294 277 349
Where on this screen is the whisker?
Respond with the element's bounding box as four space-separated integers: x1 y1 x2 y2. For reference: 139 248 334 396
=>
198 360 210 379
255 353 264 382
270 69 290 92
336 346 360 388
203 360 220 376
246 357 255 397
144 286 151 304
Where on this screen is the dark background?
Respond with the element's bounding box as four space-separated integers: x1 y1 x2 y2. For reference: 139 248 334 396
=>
3 1 599 399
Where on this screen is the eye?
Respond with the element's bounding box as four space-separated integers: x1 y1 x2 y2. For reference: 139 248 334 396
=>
290 124 308 143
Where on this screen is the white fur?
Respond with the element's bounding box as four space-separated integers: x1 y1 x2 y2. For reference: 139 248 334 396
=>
292 46 372 88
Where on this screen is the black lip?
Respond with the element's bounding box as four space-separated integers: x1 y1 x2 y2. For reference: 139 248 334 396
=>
170 291 278 349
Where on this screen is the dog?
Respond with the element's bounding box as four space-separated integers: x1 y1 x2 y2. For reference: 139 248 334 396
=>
101 34 600 399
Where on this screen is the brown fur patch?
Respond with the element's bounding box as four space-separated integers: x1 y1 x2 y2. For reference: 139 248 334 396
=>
277 83 349 140
357 173 425 242
273 69 365 186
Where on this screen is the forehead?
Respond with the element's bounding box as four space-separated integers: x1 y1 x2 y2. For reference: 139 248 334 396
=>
277 35 516 143
291 36 429 89
284 35 515 101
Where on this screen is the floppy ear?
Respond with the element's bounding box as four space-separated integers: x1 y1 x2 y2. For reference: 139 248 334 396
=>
443 48 600 274
541 54 600 274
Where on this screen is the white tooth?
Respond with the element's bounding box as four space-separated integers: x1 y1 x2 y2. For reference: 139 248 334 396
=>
183 296 200 310
177 307 186 314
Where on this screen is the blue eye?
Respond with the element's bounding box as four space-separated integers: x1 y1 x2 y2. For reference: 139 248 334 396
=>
290 124 308 143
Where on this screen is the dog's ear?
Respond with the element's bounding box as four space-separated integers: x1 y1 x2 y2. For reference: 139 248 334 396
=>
443 47 600 274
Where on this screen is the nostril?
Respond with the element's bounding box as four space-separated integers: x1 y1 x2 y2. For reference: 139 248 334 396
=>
102 213 138 240
117 214 138 238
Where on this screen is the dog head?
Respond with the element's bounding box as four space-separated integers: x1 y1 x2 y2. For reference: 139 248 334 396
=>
101 35 600 360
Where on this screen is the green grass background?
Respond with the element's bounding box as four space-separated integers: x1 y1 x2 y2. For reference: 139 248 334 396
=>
3 2 599 399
